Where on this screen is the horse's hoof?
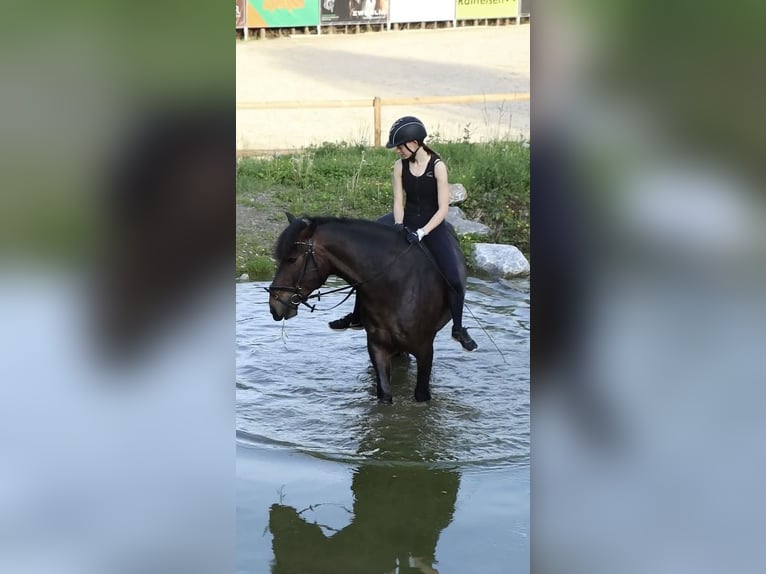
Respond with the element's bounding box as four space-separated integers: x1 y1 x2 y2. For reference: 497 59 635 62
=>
378 395 393 405
414 390 431 402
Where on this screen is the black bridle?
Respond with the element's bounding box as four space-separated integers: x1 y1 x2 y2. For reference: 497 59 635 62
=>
264 239 321 312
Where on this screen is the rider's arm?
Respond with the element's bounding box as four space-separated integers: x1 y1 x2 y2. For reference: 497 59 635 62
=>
420 160 450 235
392 160 405 224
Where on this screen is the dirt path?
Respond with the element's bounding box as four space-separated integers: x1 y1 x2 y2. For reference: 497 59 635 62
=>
236 24 530 150
236 191 290 250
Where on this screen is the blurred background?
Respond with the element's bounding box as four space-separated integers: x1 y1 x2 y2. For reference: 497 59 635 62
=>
0 3 234 574
532 0 766 573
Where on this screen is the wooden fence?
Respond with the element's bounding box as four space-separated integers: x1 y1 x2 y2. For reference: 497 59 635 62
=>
235 92 530 156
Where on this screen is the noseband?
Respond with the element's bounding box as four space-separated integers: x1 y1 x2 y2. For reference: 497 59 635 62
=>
264 239 320 312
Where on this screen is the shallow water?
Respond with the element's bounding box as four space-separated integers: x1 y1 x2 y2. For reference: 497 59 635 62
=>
236 276 529 573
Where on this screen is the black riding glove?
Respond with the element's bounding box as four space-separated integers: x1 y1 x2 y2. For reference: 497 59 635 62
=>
405 227 426 244
393 222 404 233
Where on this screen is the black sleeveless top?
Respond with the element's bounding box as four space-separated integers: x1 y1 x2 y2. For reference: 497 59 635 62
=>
401 154 442 225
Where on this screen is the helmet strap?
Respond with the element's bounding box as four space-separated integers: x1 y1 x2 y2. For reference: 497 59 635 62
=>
405 142 422 162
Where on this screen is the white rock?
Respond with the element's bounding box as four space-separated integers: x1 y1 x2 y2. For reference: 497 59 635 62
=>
449 183 468 204
473 243 530 277
446 206 492 236
238 273 250 282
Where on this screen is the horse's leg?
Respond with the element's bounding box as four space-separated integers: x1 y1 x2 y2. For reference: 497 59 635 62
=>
413 346 434 402
368 340 394 403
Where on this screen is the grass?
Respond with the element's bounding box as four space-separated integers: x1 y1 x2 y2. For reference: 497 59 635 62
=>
236 139 530 277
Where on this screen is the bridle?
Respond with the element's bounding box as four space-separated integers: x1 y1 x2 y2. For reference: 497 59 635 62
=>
265 234 415 314
264 239 321 312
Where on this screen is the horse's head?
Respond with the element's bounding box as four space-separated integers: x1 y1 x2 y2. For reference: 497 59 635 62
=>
267 213 325 321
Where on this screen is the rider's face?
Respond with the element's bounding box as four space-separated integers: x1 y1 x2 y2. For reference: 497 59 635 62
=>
396 141 416 159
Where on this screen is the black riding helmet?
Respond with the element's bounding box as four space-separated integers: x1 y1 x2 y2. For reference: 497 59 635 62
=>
385 116 427 149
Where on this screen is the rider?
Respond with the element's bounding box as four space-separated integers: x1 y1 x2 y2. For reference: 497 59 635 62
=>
328 116 478 352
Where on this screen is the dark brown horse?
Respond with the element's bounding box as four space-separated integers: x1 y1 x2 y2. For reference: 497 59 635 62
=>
268 213 466 403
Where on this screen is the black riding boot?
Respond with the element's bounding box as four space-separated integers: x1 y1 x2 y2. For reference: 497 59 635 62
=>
328 299 363 330
447 291 478 351
452 327 478 351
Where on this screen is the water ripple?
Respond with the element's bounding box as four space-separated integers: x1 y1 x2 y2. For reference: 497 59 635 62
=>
237 277 529 469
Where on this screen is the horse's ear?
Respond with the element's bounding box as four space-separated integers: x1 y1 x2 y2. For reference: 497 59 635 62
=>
285 212 296 224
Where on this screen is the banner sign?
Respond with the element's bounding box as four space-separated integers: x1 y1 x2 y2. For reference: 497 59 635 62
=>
389 0 454 24
321 0 389 26
246 0 320 28
455 0 517 20
236 0 247 28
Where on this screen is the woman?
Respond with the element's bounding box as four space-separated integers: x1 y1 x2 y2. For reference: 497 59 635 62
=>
329 116 477 351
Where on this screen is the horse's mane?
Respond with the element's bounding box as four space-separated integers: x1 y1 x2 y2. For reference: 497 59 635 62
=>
274 216 396 261
273 217 309 261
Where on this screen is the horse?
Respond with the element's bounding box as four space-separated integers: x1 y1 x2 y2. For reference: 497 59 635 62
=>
267 213 467 403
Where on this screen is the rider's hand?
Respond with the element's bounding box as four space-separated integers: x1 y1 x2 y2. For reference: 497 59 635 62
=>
405 227 427 244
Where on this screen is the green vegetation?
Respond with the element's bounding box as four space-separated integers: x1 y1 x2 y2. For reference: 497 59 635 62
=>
236 140 529 278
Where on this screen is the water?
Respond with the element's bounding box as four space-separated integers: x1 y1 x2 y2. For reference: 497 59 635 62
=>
237 276 529 573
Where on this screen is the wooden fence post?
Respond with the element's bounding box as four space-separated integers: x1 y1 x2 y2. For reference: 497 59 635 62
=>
373 96 382 147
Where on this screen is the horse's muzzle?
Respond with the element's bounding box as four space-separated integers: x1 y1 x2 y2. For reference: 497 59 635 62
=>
269 298 298 321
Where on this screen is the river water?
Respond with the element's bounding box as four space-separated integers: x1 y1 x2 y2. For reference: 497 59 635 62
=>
236 276 529 573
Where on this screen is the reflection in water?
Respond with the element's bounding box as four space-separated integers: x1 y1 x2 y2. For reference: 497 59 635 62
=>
267 378 462 574
269 465 458 574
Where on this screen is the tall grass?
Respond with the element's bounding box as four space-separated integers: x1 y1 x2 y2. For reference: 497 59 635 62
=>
236 139 529 274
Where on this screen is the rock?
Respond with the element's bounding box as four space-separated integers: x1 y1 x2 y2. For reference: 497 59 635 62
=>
446 206 492 236
238 273 250 282
473 243 530 277
449 183 467 204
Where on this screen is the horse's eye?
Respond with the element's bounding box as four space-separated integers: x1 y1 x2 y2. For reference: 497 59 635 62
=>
286 257 297 264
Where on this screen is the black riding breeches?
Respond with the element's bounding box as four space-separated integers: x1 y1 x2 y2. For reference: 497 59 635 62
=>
419 224 465 331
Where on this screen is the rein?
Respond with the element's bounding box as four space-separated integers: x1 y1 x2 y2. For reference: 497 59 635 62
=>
265 237 414 314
